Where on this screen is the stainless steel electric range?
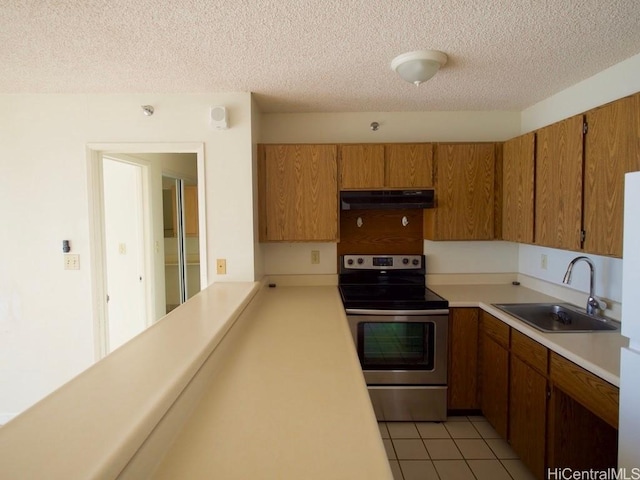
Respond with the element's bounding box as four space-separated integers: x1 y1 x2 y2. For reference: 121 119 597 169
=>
338 254 449 421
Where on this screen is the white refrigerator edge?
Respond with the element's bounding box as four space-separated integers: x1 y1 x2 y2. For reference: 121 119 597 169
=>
619 171 640 467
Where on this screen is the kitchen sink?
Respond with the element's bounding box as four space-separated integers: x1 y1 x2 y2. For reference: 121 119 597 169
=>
492 303 620 333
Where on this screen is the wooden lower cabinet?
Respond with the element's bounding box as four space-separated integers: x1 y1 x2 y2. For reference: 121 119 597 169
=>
547 352 619 472
479 312 509 439
547 388 618 472
447 310 620 479
447 308 479 410
509 354 547 479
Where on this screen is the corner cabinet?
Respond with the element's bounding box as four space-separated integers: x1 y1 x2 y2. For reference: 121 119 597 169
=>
424 143 496 240
258 144 338 242
339 143 434 190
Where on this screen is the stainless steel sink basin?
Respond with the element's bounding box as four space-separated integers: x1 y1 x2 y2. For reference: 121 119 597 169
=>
492 303 620 333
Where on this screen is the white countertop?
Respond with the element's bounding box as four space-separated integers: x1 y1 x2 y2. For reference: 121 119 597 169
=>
430 283 629 386
151 285 392 480
0 278 625 479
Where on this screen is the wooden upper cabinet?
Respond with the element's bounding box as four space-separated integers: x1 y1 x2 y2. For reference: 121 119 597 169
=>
339 144 385 189
183 185 199 237
535 115 584 250
385 144 434 188
583 93 640 257
502 132 535 243
339 143 434 189
258 144 338 242
425 143 496 240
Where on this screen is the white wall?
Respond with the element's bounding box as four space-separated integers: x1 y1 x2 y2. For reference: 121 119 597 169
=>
519 244 622 303
259 110 521 276
521 52 640 132
262 111 521 144
0 93 256 418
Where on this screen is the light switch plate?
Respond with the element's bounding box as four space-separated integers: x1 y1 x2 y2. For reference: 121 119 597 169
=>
216 258 227 275
64 254 80 270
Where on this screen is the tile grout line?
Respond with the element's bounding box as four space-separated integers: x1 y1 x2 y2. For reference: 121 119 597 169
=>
383 417 525 480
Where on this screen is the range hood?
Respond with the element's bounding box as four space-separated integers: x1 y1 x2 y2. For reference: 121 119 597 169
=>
340 189 435 210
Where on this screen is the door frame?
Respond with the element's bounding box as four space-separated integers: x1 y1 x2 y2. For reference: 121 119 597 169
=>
87 142 207 360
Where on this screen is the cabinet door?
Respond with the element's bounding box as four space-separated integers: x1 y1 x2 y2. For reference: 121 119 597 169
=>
339 144 384 189
426 143 495 240
535 115 584 250
448 308 479 410
385 144 434 188
259 144 338 241
509 355 547 480
502 133 535 243
479 312 509 438
584 94 640 257
480 334 509 438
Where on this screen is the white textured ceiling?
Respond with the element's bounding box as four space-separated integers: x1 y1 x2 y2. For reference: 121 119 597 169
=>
1 1 640 113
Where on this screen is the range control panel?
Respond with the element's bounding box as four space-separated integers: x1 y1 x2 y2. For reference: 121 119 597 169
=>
342 254 423 270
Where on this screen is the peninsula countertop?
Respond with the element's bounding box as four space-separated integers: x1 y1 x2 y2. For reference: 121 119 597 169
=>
151 285 393 480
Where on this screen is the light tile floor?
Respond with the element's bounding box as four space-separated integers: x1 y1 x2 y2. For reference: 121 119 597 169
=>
380 416 537 480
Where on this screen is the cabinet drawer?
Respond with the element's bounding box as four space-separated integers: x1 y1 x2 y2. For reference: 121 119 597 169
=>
549 352 618 429
481 312 510 348
511 330 548 375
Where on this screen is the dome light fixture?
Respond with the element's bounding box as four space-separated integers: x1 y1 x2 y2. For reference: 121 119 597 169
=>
391 50 448 86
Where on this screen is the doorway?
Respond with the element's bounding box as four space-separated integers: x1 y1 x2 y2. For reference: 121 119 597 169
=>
87 143 207 360
162 174 201 313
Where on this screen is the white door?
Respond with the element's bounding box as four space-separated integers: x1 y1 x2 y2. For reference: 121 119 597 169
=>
102 158 149 352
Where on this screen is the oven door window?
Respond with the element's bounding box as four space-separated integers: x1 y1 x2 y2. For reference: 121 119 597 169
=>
357 321 435 370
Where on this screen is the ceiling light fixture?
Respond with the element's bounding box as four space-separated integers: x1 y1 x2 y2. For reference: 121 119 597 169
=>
141 105 154 116
391 50 448 86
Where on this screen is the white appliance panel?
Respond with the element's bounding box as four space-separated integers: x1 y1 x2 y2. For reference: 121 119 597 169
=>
622 171 640 345
618 348 640 469
619 171 640 468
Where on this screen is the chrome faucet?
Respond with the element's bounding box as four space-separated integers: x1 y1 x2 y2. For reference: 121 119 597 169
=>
562 256 607 316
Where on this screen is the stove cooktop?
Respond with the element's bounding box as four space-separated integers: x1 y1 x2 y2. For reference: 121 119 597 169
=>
338 284 448 311
338 254 449 311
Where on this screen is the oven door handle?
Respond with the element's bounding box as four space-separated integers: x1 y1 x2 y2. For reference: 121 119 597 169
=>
345 308 449 316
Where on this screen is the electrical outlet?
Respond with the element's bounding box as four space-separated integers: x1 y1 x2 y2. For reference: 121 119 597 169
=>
216 258 227 275
118 243 127 254
541 254 548 270
311 250 320 264
64 254 80 270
